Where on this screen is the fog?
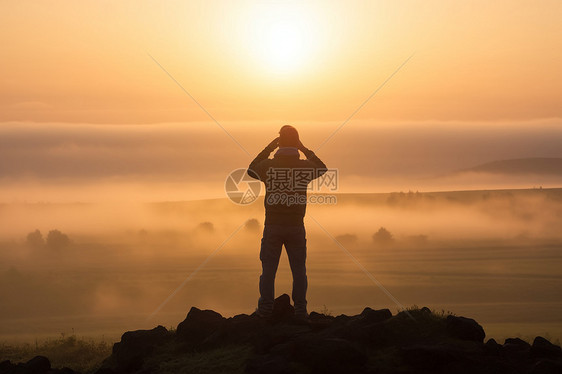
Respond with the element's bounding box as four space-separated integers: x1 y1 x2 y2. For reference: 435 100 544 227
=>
1 119 561 343
1 189 561 343
1 119 562 202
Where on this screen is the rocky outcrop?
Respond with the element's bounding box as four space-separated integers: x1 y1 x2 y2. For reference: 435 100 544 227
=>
445 315 486 342
531 336 562 359
0 355 78 374
90 295 562 374
109 325 170 373
5 295 561 374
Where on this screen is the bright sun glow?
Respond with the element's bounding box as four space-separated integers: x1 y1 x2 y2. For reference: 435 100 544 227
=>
263 21 305 72
242 3 323 75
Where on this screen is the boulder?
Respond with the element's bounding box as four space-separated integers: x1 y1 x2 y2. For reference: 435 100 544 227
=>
176 307 225 343
203 313 264 347
484 338 502 356
503 337 531 357
245 354 292 374
307 312 336 332
25 356 51 373
0 361 14 374
530 337 562 359
360 307 392 324
111 325 169 373
52 368 79 374
269 294 294 323
504 337 530 346
274 336 367 374
529 359 562 374
401 344 458 370
332 314 352 327
253 323 312 355
446 315 485 342
0 357 78 374
93 368 117 374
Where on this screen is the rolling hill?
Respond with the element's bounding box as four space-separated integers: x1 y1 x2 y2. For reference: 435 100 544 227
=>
455 158 562 176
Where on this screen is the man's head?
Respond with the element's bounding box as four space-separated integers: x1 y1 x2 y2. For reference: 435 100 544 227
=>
278 125 300 148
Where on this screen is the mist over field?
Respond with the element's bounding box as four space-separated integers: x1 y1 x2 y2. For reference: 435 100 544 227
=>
1 119 562 202
1 120 562 344
1 189 561 344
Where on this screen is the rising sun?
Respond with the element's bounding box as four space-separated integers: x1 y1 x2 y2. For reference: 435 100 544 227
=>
242 3 323 75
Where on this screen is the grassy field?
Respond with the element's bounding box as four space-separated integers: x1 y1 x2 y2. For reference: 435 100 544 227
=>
1 188 561 356
0 334 112 373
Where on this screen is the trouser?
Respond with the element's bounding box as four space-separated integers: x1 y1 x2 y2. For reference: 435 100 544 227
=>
258 223 308 316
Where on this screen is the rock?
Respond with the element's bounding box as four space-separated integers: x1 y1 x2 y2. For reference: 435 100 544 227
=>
0 360 15 374
530 336 562 359
401 344 461 370
307 312 335 331
203 313 264 348
227 313 263 338
269 294 294 323
25 356 51 373
529 359 562 374
446 315 485 342
51 368 79 374
484 338 502 356
111 325 169 373
93 368 117 374
274 336 367 374
505 337 530 346
360 307 392 324
503 337 531 357
420 306 432 314
333 314 352 326
245 354 292 374
45 304 562 374
308 311 323 320
176 307 225 343
0 357 78 374
253 323 312 355
333 308 391 345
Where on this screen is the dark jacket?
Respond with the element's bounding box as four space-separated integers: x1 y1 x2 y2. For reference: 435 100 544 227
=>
248 145 327 226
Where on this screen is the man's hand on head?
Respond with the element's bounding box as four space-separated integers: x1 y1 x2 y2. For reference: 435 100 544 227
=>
296 139 308 153
266 137 279 152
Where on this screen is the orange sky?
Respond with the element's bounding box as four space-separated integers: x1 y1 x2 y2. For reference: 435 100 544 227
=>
1 0 561 124
1 1 562 203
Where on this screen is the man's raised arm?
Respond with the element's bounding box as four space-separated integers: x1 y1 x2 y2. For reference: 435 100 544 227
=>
247 137 279 180
297 140 328 180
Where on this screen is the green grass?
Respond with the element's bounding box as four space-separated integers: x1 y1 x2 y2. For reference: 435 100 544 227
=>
0 335 112 373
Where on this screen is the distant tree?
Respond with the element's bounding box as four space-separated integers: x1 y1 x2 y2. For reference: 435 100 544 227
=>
335 233 358 246
373 227 394 246
26 229 45 248
46 229 70 250
244 218 260 232
386 191 424 207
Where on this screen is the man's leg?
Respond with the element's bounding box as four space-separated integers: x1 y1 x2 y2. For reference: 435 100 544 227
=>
258 224 283 316
284 224 308 317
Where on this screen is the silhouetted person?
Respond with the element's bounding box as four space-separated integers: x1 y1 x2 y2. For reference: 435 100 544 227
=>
248 125 327 319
